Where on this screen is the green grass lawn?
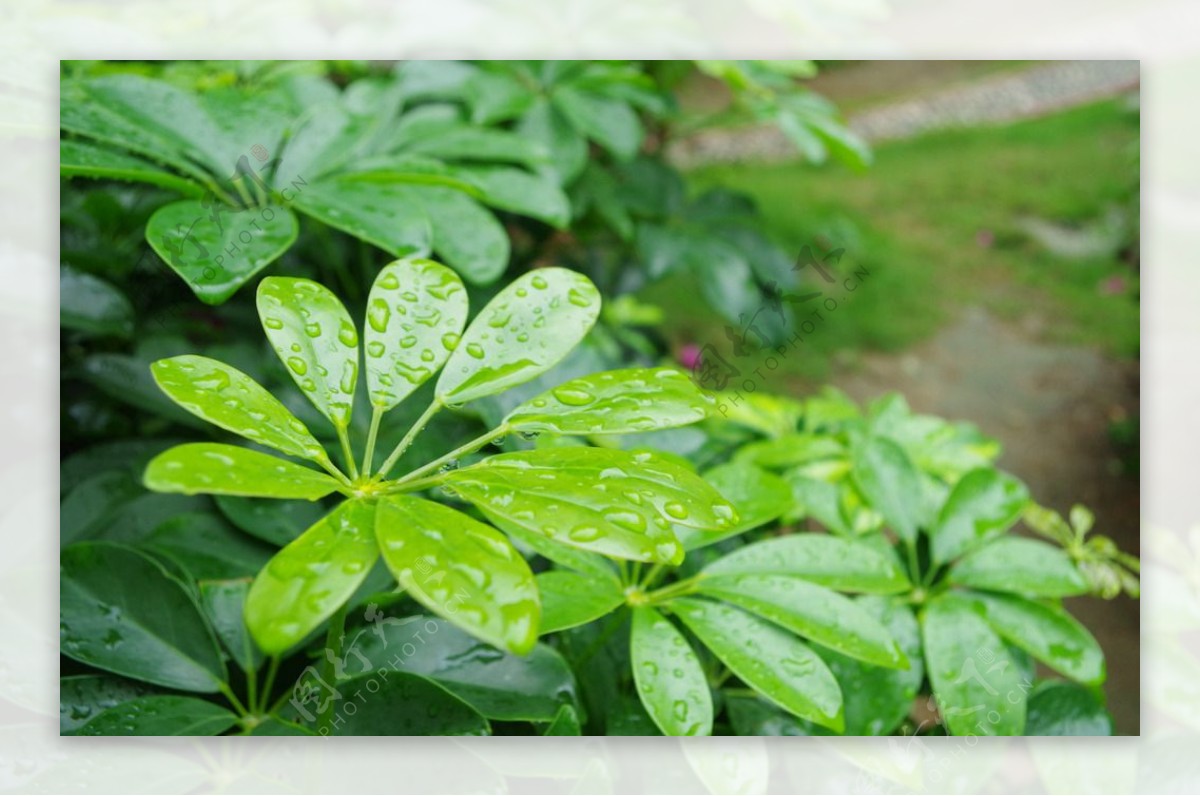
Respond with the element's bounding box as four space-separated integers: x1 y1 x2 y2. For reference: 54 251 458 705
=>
646 98 1140 381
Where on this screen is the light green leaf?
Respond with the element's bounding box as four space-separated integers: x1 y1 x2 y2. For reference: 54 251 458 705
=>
60 264 134 338
375 495 539 655
703 535 911 594
1024 680 1113 735
852 437 922 544
144 443 341 500
291 178 432 260
966 591 1105 685
346 616 577 722
363 258 468 411
672 597 843 732
257 277 360 430
60 139 206 197
404 127 549 169
436 268 601 406
411 184 510 285
150 355 330 465
60 542 227 692
328 672 489 736
60 674 153 735
920 594 1026 736
76 695 238 736
490 515 619 584
676 460 792 550
699 574 907 668
445 447 737 564
630 607 713 736
504 367 709 437
245 500 378 655
931 468 1030 564
734 433 846 470
146 199 298 305
552 85 642 159
199 579 263 673
950 537 1089 597
536 570 624 634
783 472 852 535
453 165 570 228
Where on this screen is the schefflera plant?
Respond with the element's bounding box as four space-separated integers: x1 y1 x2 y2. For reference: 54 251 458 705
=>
142 260 737 662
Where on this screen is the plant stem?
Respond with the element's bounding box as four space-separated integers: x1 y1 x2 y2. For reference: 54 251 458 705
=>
245 662 258 717
389 423 508 486
376 400 443 480
217 682 250 717
337 426 359 480
646 574 702 605
361 407 383 476
315 456 353 487
575 608 627 669
640 563 666 589
259 656 281 715
318 604 348 734
905 542 922 585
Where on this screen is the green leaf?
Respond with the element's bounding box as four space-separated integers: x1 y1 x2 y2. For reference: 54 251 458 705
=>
726 694 813 736
245 500 378 655
292 178 432 261
552 85 642 159
327 672 489 736
950 537 1089 598
403 127 548 169
920 594 1026 736
60 264 134 338
257 277 360 430
435 268 601 406
412 185 510 284
199 579 263 672
966 591 1105 686
60 139 205 196
143 513 273 581
76 695 238 736
345 616 577 722
61 470 142 546
671 597 843 732
453 165 570 228
783 472 852 535
363 258 468 411
931 468 1030 564
490 515 619 584
146 200 299 305
60 674 153 734
60 542 227 692
676 460 792 550
445 447 737 564
537 570 624 634
375 496 539 655
150 355 330 466
1024 680 1113 736
249 718 319 735
214 495 327 547
516 98 588 182
83 353 208 430
699 574 907 668
504 367 709 437
735 433 846 470
543 704 582 736
144 443 341 500
703 534 911 595
630 607 713 736
852 437 922 545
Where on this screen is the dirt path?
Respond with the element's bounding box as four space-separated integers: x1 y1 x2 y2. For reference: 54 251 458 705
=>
820 306 1141 735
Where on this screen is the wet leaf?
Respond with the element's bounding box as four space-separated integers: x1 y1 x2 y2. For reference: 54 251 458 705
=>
950 537 1089 598
245 500 378 656
1024 680 1113 735
920 593 1026 736
257 277 360 430
214 495 328 547
699 574 907 668
375 496 539 654
435 268 600 406
150 355 330 466
703 534 910 594
630 607 713 736
852 436 922 545
966 591 1105 686
537 570 624 634
60 264 134 338
60 542 226 692
292 178 432 262
504 367 709 437
676 460 792 550
60 674 153 734
489 515 620 584
931 468 1029 564
146 199 298 305
144 443 341 500
75 695 238 736
363 258 467 411
199 579 263 672
411 185 510 284
60 139 205 197
445 447 737 564
671 597 843 732
327 672 489 736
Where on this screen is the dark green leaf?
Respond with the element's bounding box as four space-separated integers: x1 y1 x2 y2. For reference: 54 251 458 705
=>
454 165 570 228
60 674 154 734
214 495 327 547
292 178 431 261
60 542 226 692
516 98 587 182
931 468 1029 564
76 695 238 736
1024 680 1113 736
199 579 263 672
327 673 490 736
543 704 582 735
60 264 134 338
950 537 1089 598
630 607 713 736
537 570 624 634
144 513 273 581
552 85 642 159
144 443 342 500
703 534 911 594
60 139 205 196
852 437 922 545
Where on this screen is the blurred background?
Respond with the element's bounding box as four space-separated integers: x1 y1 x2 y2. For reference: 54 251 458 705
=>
659 59 1141 733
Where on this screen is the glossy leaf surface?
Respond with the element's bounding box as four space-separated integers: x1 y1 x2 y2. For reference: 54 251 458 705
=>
199 579 263 673
144 443 341 500
968 591 1105 685
672 598 843 732
630 607 713 736
363 258 467 410
76 696 237 736
676 460 792 550
704 535 910 594
537 570 624 634
375 496 539 655
330 672 489 736
1024 680 1113 735
852 437 922 545
950 537 1089 598
257 277 360 429
435 268 600 406
60 674 153 734
245 500 378 655
150 355 328 464
60 264 134 338
931 468 1029 564
292 179 432 263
